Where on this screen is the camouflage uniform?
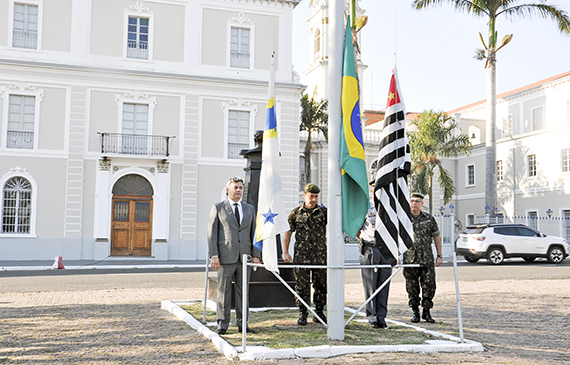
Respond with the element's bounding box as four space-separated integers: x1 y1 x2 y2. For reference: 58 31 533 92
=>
403 211 440 309
288 204 327 312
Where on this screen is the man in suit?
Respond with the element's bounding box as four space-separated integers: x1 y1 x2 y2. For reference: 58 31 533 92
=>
357 185 395 329
208 177 260 335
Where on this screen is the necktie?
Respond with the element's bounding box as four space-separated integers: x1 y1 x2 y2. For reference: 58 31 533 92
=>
234 203 240 226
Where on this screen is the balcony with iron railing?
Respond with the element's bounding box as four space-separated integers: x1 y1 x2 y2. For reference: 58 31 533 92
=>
13 30 37 49
7 130 34 149
127 41 148 59
230 51 250 69
98 132 175 158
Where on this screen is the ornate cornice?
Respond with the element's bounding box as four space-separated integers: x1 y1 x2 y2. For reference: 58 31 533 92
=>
115 90 157 109
0 82 44 101
221 99 258 116
99 159 112 171
228 12 253 25
126 0 153 14
157 161 169 173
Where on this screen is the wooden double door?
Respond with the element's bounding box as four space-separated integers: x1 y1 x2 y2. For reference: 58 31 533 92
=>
110 174 154 256
111 197 153 256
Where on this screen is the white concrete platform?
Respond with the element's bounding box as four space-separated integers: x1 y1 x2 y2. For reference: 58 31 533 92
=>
161 299 485 361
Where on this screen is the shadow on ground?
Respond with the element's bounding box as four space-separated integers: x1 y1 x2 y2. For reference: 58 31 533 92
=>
0 303 224 364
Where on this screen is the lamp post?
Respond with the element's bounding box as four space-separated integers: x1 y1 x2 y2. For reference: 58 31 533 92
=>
448 201 464 342
547 208 553 234
439 206 445 243
485 204 490 223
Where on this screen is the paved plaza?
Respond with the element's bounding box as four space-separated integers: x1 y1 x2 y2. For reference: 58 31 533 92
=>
1 260 569 364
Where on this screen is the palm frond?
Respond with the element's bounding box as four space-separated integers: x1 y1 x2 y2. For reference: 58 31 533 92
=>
412 0 489 16
499 4 570 34
438 166 456 204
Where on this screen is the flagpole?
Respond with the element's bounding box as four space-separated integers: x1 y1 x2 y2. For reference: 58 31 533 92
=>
327 0 345 341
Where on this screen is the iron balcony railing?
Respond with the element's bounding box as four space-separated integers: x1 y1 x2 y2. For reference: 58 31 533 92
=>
7 130 34 149
98 132 175 157
127 41 148 59
13 30 37 49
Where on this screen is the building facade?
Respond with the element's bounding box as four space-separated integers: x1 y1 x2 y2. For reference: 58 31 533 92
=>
446 71 570 240
0 0 304 260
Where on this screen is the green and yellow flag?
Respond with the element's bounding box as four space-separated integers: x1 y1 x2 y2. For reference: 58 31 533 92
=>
340 15 369 238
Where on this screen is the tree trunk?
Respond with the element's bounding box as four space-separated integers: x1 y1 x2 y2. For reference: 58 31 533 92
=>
485 49 497 211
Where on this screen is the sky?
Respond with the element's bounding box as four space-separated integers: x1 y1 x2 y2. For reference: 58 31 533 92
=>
291 1 570 113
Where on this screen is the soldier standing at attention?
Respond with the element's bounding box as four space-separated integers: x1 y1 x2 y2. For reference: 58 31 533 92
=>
403 192 443 323
283 183 327 325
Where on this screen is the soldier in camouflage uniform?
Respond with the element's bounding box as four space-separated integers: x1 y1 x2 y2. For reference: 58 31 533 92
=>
403 192 443 324
283 183 327 325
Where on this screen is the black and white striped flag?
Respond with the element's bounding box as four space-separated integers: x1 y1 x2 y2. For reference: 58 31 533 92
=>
373 65 413 261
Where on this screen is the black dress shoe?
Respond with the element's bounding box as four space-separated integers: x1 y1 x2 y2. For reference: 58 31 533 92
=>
215 328 226 335
377 318 389 329
238 326 257 334
369 322 380 328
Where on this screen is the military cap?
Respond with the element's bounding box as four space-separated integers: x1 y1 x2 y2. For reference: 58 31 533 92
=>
304 183 321 193
411 192 424 199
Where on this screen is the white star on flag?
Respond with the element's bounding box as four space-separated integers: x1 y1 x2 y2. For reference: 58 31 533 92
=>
254 52 288 272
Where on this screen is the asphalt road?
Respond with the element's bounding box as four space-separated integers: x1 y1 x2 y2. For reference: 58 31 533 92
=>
1 258 568 293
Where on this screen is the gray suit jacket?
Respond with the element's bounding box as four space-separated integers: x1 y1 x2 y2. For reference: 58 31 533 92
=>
207 200 259 265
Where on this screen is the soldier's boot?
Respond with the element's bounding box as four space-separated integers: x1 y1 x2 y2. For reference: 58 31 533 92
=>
411 306 421 323
422 308 435 323
297 308 308 326
313 306 327 324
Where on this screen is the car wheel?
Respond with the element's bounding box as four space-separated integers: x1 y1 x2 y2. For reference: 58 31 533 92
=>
523 257 536 262
486 248 505 265
547 247 565 264
464 256 479 263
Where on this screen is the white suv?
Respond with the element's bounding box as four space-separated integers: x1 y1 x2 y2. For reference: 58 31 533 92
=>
456 223 569 265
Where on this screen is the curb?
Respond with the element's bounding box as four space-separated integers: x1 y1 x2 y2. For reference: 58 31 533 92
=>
1 264 206 272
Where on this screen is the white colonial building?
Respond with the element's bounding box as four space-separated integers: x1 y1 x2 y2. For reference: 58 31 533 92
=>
0 0 304 261
443 71 570 240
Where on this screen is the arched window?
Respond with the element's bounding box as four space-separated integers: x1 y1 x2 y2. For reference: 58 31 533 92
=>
112 174 153 196
2 176 32 233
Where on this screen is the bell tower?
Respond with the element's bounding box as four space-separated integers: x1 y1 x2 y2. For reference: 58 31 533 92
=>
303 0 368 102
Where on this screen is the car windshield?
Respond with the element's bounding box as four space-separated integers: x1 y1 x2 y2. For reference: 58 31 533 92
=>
464 227 485 234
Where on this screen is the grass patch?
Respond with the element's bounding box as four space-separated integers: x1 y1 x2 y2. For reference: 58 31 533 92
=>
181 303 434 349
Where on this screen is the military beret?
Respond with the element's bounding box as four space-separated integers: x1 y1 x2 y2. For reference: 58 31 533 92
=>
304 183 321 193
411 192 424 199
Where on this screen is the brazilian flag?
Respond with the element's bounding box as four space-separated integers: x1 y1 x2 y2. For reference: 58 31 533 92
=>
340 15 369 238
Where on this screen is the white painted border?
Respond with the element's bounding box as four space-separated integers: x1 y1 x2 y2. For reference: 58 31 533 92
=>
161 299 484 361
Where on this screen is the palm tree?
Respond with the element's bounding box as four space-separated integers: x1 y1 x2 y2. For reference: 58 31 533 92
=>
412 0 570 212
408 110 473 215
300 91 328 184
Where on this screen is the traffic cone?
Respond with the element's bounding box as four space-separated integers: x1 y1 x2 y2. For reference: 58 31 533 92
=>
52 256 65 269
